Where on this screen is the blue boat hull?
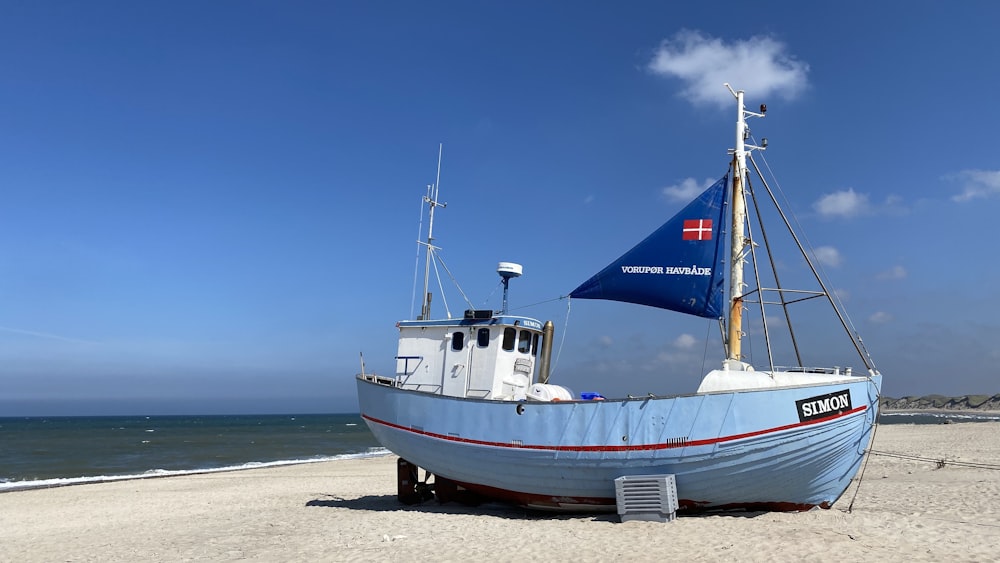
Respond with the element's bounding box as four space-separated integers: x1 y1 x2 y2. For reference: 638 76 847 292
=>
357 374 881 512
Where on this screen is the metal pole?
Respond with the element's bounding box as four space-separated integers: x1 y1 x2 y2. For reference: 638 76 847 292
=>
727 89 747 364
420 144 444 319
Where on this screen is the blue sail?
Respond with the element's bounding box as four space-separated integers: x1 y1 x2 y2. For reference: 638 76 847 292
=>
570 174 729 318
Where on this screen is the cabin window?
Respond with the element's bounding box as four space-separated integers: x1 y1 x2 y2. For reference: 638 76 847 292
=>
518 330 531 353
531 333 540 356
502 327 516 351
477 328 490 347
451 331 464 351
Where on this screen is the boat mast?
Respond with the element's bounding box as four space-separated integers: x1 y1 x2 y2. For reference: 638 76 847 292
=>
419 144 446 320
725 84 765 366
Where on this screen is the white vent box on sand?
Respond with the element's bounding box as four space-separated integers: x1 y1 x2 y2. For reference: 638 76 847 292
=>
615 474 679 523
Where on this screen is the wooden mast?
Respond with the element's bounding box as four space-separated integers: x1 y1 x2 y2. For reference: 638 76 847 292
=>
725 85 763 368
727 88 747 365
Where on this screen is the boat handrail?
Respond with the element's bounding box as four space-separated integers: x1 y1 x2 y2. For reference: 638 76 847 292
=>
358 373 397 387
778 366 855 375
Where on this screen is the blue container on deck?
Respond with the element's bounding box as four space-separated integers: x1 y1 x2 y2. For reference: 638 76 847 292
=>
580 392 605 400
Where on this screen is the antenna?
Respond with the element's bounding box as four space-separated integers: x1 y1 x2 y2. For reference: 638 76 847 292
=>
497 262 522 315
419 144 446 320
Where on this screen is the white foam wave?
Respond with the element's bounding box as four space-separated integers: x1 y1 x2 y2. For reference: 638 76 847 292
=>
881 411 1000 421
0 448 391 493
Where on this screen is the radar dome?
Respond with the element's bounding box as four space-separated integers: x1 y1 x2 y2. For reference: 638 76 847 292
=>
497 262 523 280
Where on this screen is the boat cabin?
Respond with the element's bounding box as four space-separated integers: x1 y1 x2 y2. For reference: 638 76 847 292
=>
394 309 555 401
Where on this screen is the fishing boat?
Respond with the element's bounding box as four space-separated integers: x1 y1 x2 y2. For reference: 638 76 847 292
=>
356 84 882 512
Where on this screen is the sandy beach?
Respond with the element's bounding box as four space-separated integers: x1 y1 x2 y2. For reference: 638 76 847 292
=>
2 423 997 562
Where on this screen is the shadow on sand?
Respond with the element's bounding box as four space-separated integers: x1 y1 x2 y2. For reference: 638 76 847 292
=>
305 493 621 522
305 493 767 521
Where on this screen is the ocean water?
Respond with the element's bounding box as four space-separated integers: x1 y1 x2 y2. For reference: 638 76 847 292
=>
0 413 385 492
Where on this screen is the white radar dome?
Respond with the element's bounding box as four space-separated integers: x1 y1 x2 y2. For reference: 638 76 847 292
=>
497 262 523 279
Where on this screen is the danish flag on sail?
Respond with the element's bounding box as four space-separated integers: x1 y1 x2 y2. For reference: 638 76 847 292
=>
682 219 713 240
569 173 728 318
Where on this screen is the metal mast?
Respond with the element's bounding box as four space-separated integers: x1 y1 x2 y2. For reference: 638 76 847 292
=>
724 84 765 366
419 144 446 320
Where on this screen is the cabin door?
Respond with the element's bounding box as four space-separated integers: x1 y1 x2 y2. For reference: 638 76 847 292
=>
442 328 470 397
465 326 496 397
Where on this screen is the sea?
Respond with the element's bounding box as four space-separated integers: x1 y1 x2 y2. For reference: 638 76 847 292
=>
2 411 997 493
0 413 386 492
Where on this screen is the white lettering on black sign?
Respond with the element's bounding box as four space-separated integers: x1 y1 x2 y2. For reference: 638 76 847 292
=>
795 390 852 422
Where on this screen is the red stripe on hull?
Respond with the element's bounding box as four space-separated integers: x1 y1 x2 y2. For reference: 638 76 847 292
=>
361 404 866 452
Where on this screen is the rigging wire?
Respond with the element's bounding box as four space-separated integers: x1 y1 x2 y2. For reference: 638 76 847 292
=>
742 188 771 369
750 145 878 373
747 150 873 372
547 297 572 378
429 251 451 319
699 318 713 376
741 310 754 366
508 295 568 313
409 194 428 319
481 280 503 310
745 173 804 367
431 250 476 315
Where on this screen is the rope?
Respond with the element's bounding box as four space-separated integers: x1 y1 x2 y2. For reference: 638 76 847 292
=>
847 381 883 513
847 420 1000 514
846 419 880 513
868 449 1000 471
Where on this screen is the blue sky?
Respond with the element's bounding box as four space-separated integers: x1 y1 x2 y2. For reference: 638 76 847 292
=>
1 1 997 415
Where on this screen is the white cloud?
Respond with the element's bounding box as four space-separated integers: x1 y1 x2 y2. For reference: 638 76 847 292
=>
869 311 893 324
950 169 1000 202
876 265 907 280
646 333 702 370
662 177 714 202
673 333 697 350
812 246 842 267
648 30 809 109
813 188 870 218
584 194 596 205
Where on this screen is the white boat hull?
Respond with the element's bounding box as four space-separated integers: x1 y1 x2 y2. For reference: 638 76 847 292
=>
357 373 881 512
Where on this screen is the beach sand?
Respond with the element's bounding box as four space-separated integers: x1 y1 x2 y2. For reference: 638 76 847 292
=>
2 423 997 562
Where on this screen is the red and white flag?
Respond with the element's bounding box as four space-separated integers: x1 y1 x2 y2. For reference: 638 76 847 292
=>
682 219 713 241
